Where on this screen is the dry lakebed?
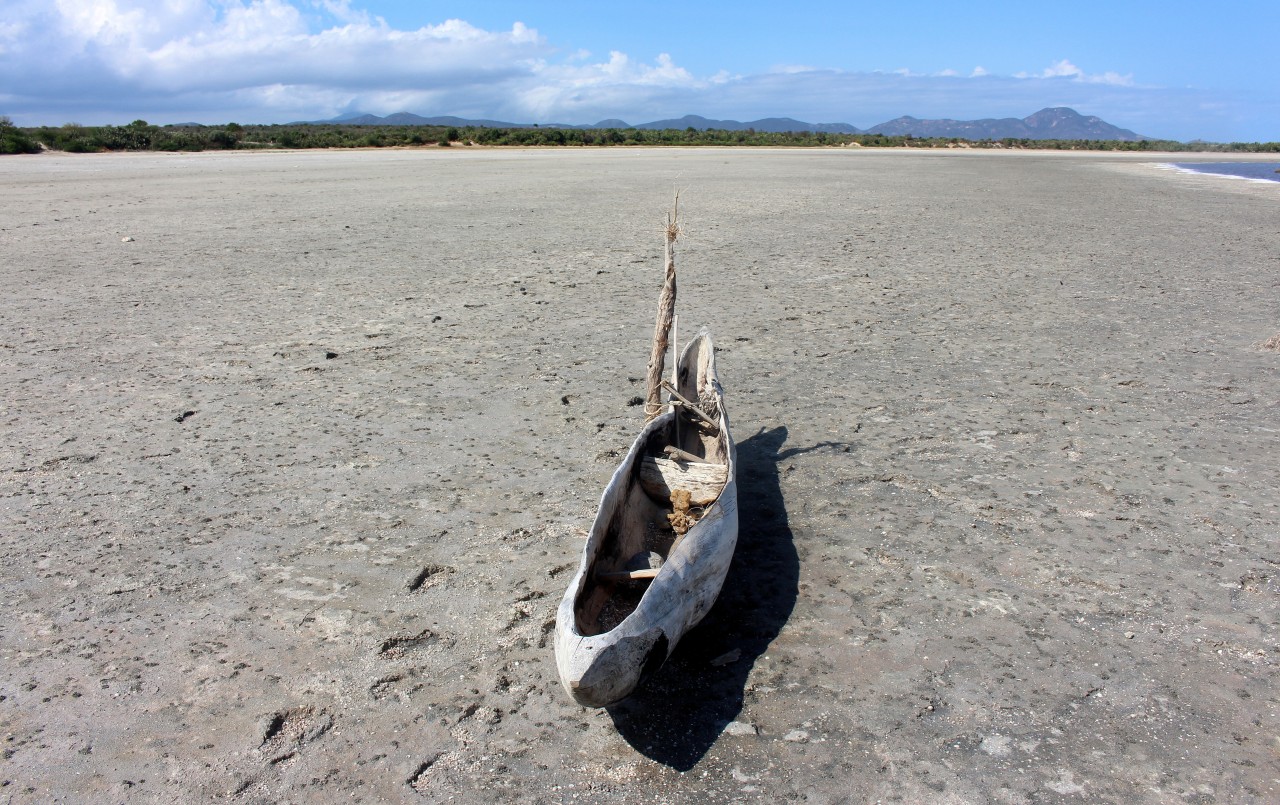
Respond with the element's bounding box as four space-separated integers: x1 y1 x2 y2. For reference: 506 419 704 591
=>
1 147 1278 802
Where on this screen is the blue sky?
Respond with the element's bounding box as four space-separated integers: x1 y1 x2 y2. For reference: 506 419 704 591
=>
1 1 1275 141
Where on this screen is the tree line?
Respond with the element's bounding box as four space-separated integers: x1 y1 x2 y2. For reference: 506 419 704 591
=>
3 116 1278 154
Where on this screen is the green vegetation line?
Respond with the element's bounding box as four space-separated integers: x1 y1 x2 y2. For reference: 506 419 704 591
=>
3 117 1278 154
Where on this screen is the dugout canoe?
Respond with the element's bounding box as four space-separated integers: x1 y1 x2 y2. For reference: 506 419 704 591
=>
554 331 738 708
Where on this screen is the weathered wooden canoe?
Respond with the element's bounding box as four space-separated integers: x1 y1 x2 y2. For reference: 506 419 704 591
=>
554 331 737 707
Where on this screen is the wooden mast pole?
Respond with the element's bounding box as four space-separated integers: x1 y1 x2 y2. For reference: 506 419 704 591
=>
644 194 680 422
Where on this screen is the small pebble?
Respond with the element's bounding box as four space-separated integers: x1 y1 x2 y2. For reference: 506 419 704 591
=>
710 648 741 667
783 730 809 743
1125 631 1135 639
121 236 134 242
724 721 757 737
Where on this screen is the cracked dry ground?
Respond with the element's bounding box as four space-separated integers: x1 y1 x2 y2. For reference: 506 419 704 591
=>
1 149 1278 802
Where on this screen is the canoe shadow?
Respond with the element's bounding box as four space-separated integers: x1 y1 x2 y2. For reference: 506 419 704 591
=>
607 425 815 770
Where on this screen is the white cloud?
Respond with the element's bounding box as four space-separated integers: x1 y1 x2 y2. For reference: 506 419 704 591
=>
2 1 548 119
517 51 702 120
1040 58 1083 78
770 64 820 75
0 2 1238 139
311 0 375 27
1015 59 1134 87
605 52 692 86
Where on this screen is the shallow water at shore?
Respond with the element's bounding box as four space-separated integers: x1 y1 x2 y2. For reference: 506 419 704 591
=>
1169 161 1280 182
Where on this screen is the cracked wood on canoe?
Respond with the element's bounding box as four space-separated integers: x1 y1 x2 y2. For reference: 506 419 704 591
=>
638 455 728 507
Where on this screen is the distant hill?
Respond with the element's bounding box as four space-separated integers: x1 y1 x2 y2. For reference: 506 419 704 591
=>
321 112 554 129
619 114 861 134
866 107 1148 141
306 107 1148 140
312 111 862 133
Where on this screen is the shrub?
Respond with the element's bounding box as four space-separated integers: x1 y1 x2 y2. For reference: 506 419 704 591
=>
0 116 41 154
277 130 305 148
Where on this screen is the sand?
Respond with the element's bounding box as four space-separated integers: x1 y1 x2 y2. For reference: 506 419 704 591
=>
1 146 1278 803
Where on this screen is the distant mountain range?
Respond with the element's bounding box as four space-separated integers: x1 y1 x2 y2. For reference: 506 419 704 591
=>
865 108 1146 141
309 107 1149 141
